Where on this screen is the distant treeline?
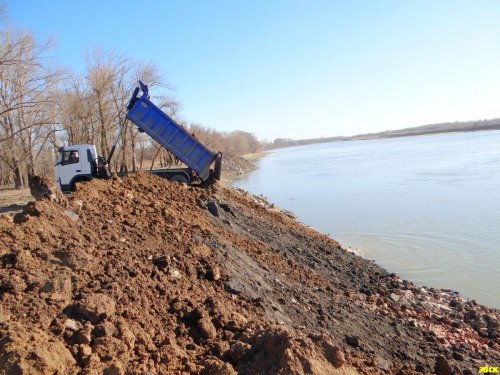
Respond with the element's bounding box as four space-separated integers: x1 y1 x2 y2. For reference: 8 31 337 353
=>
267 119 500 149
350 118 500 140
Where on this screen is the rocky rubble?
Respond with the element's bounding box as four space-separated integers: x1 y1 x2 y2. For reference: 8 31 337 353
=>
220 156 256 185
232 187 296 219
0 173 498 374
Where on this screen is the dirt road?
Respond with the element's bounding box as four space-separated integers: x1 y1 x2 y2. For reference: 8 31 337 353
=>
0 187 33 214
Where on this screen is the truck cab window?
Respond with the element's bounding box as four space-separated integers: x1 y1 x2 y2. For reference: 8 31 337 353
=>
63 150 79 165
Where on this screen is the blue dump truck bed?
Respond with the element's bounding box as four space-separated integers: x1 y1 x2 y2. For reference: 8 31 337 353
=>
126 82 218 181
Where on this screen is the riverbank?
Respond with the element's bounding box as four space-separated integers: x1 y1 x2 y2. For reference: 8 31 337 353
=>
220 151 269 185
234 132 500 310
0 174 498 374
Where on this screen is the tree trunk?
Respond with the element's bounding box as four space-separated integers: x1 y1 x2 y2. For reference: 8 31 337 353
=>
0 163 4 186
26 129 36 179
130 127 137 172
120 122 128 173
150 146 161 170
13 164 23 190
139 146 144 170
97 98 110 159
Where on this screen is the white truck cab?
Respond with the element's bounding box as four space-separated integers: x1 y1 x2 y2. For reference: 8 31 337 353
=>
55 144 98 192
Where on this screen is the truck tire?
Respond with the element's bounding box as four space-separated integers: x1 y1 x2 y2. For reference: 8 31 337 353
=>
170 174 189 184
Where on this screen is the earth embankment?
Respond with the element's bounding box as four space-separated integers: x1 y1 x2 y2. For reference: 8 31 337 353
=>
0 173 498 374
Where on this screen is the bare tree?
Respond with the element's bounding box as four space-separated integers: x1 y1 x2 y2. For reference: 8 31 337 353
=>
0 28 62 188
187 123 262 157
57 51 180 173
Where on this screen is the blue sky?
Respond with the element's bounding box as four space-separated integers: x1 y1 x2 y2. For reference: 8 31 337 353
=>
6 0 500 140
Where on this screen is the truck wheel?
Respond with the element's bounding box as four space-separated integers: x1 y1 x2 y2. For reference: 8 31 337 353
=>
170 174 189 184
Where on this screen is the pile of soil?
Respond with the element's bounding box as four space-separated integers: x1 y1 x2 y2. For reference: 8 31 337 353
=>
220 156 256 185
0 173 498 374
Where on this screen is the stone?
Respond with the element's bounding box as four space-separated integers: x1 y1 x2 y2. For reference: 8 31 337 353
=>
415 362 426 372
76 293 116 324
208 266 221 281
345 335 360 348
223 283 241 295
197 317 217 340
434 355 451 375
79 344 92 357
472 317 487 331
74 322 92 345
373 356 391 370
452 351 464 361
40 273 72 302
103 362 125 375
63 209 80 221
169 269 181 279
478 328 489 337
118 324 136 349
64 319 81 332
93 321 117 338
0 305 11 323
207 200 219 217
92 337 128 361
152 255 169 269
390 293 400 302
328 346 345 368
191 244 212 257
225 341 253 364
486 316 500 329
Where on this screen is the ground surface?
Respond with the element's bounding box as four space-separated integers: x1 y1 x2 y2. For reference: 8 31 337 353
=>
0 187 33 214
220 155 258 185
0 173 498 374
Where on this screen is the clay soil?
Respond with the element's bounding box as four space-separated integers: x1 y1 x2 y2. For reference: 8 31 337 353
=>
0 173 499 374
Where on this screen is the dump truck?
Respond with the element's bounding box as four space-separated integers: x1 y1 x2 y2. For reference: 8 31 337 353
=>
55 81 222 192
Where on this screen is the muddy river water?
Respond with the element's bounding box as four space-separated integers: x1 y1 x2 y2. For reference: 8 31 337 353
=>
236 130 500 308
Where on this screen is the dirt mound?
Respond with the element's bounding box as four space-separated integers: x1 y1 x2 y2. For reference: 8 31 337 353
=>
220 155 256 184
0 173 498 374
27 175 68 208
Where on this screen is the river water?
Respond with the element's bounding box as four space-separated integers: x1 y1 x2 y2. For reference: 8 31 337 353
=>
235 130 500 308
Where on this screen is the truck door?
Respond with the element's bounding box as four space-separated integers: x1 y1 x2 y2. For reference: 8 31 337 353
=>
56 149 83 190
